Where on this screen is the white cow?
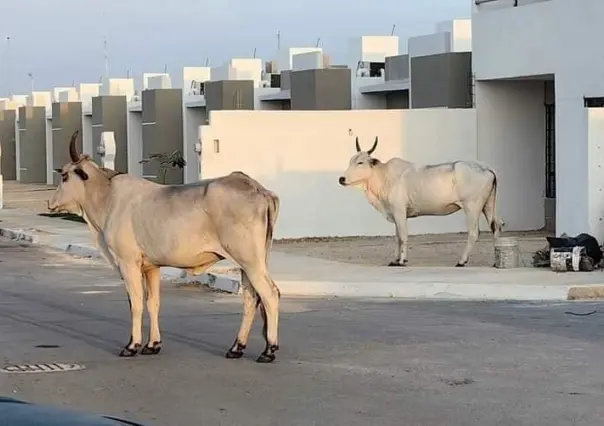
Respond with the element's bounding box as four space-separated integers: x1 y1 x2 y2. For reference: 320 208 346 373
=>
338 136 503 267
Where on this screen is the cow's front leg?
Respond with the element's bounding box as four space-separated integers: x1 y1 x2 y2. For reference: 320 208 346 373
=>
141 266 162 355
389 212 409 267
119 263 144 357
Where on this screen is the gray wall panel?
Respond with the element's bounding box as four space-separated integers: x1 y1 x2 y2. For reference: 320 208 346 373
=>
52 102 83 185
0 109 17 179
141 89 183 185
291 68 351 110
19 106 47 183
385 54 409 81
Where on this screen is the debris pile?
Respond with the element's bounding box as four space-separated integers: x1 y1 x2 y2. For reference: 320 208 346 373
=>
532 233 603 271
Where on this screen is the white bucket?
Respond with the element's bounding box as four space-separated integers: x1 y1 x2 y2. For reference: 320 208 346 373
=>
494 237 520 269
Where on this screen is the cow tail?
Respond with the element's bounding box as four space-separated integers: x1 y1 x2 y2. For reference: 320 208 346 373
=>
264 191 280 265
487 170 502 234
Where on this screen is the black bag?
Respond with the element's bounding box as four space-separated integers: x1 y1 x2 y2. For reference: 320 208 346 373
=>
545 233 603 266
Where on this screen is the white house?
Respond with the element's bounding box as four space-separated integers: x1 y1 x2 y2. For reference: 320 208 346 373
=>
472 0 604 239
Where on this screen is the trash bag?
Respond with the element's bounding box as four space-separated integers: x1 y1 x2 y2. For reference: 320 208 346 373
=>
546 233 603 266
532 232 603 270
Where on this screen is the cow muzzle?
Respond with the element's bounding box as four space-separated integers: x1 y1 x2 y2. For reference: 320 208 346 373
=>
338 176 347 186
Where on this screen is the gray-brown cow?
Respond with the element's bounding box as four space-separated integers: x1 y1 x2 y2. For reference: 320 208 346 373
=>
48 131 282 363
338 136 503 267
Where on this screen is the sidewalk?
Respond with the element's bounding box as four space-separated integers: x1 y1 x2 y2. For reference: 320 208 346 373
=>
2 207 604 300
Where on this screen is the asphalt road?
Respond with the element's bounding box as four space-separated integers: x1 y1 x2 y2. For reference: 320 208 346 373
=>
1 239 604 426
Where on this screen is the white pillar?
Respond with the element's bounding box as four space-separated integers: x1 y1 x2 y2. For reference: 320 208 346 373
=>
97 131 116 170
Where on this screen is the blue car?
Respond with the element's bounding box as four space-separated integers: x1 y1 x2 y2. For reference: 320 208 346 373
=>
0 397 148 425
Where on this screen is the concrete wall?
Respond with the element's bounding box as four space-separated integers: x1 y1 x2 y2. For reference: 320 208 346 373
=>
476 80 545 232
51 102 83 185
18 106 47 184
410 52 472 109
385 55 409 81
92 96 128 173
0 109 17 180
386 92 410 109
205 80 255 115
200 109 476 239
141 89 184 184
290 69 352 110
127 110 143 177
587 108 604 241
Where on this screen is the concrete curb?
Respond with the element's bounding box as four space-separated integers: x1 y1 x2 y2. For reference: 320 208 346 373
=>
0 226 241 295
276 280 572 301
567 285 604 300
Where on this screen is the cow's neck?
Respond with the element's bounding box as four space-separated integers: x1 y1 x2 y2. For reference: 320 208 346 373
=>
363 165 391 215
79 174 113 233
365 165 388 200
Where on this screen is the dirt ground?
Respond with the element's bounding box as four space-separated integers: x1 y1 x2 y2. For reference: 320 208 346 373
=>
273 230 552 267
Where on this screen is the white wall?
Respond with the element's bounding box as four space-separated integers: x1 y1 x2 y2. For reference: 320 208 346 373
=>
348 36 399 69
475 80 545 232
147 75 172 90
277 47 323 72
78 83 101 112
27 91 51 109
127 111 143 177
200 109 476 239
408 32 452 58
58 88 79 102
436 18 472 52
587 108 604 241
82 115 93 156
100 78 135 101
292 51 324 71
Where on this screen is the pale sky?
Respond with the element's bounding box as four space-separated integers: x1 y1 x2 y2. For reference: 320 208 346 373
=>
0 0 470 97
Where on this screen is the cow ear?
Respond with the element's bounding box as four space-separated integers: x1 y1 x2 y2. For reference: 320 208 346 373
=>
74 168 89 181
53 168 62 174
369 158 379 166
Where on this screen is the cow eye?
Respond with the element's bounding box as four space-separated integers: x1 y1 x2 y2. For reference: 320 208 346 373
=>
61 173 68 182
357 161 364 165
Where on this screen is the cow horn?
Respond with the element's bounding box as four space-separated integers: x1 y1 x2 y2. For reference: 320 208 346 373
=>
355 136 361 152
69 130 80 162
367 136 378 155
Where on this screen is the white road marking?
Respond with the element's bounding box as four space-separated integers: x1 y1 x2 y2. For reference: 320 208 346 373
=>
79 290 113 295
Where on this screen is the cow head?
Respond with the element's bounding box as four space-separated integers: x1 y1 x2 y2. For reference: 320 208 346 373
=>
338 136 380 188
47 130 99 214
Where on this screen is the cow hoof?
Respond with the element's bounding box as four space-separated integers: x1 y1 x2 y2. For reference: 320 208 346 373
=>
225 341 246 359
256 353 276 363
141 341 162 355
388 261 407 267
455 262 466 267
256 344 279 363
119 344 141 357
225 349 244 359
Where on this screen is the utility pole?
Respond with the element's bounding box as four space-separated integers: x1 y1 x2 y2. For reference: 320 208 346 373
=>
5 36 11 97
28 72 34 92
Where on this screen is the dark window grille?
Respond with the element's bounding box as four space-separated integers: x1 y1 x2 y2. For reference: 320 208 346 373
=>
545 103 556 198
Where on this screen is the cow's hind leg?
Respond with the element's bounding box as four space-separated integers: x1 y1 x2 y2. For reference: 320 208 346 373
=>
240 266 280 363
457 206 480 267
119 262 145 357
141 266 162 355
226 272 259 359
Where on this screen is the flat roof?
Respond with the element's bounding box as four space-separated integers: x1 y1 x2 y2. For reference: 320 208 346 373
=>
359 79 410 94
258 89 291 102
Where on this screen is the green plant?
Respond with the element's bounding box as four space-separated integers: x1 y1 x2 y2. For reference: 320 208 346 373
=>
139 149 186 184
